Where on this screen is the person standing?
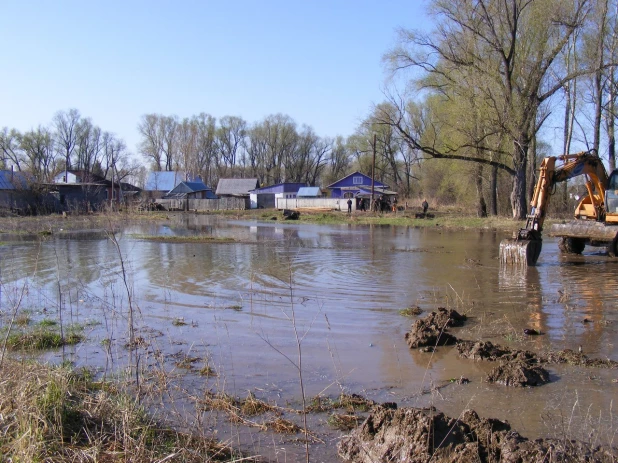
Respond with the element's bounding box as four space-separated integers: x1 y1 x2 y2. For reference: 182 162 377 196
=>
347 198 352 213
422 199 429 214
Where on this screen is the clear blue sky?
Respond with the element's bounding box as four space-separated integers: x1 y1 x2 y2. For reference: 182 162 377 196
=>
0 0 430 156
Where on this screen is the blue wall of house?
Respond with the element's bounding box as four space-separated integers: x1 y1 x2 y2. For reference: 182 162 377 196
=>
328 172 386 199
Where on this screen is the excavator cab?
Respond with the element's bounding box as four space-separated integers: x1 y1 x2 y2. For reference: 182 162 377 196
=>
605 170 618 215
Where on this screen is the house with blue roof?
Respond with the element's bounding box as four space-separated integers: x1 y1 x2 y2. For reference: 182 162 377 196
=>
0 170 33 212
163 180 217 199
326 171 389 199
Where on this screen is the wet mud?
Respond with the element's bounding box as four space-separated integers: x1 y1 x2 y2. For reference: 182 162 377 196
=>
405 308 466 349
338 405 617 462
407 310 617 389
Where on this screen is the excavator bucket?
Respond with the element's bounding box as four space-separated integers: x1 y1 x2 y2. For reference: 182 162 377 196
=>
499 238 542 266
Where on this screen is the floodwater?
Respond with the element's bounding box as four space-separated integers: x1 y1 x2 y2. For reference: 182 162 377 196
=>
1 213 617 460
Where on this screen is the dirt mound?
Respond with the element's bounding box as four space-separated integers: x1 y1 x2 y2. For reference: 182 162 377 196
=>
541 349 618 368
405 308 466 349
486 361 550 387
338 405 617 462
456 340 537 363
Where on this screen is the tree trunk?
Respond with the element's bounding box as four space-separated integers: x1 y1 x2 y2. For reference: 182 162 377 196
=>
527 136 537 206
511 141 528 220
475 163 487 217
489 164 498 216
608 73 616 171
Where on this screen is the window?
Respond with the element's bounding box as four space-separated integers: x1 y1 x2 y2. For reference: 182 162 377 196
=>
353 176 363 185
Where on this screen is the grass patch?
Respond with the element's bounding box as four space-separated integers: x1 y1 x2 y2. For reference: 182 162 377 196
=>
14 313 32 327
240 391 278 416
130 234 236 243
328 413 360 431
265 417 301 434
5 328 83 350
199 364 217 377
307 395 337 412
175 356 201 369
399 306 423 317
38 318 57 327
225 305 243 311
0 360 243 462
3 322 84 351
334 393 375 413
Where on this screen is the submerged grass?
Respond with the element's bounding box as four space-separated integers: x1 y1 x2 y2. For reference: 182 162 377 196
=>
130 234 237 243
0 360 243 462
4 327 83 350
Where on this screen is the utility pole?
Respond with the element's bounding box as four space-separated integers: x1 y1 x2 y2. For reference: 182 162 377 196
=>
110 147 114 210
371 133 376 211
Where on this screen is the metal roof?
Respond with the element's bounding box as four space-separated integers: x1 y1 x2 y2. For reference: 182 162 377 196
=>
164 180 217 199
297 186 322 197
0 170 29 190
250 182 306 194
216 178 260 196
144 171 197 191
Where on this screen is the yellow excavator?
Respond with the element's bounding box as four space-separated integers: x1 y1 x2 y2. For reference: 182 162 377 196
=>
500 150 618 266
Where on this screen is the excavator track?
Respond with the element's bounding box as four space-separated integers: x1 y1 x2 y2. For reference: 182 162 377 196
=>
549 221 618 242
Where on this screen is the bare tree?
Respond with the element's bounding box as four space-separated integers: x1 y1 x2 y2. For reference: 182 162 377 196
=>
75 118 102 173
0 127 23 170
216 115 247 177
53 109 81 172
194 113 218 185
138 114 164 171
386 0 594 219
20 126 56 182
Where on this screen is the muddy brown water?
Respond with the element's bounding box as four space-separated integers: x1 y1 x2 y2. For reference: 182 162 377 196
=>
1 213 617 461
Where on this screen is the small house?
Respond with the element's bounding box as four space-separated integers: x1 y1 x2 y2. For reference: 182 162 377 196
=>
0 170 33 212
216 178 260 197
46 169 140 212
249 182 306 209
164 180 217 200
326 171 388 199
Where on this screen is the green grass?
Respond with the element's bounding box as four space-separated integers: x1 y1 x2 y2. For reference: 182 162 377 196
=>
4 325 84 351
39 318 57 327
129 234 237 243
399 306 423 317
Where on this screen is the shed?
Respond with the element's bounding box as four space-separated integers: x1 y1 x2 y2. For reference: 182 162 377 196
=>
216 178 260 197
45 169 140 212
164 180 217 199
297 186 323 198
0 170 33 211
248 182 306 209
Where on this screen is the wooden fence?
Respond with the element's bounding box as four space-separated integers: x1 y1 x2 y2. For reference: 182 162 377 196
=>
156 197 249 211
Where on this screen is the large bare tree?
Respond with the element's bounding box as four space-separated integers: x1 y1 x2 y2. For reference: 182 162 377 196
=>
386 0 595 218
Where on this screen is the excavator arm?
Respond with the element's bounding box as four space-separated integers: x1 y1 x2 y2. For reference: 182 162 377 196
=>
501 150 608 266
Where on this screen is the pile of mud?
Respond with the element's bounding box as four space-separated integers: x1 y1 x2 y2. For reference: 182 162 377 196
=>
456 340 550 387
406 310 617 388
338 405 617 462
405 308 466 349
